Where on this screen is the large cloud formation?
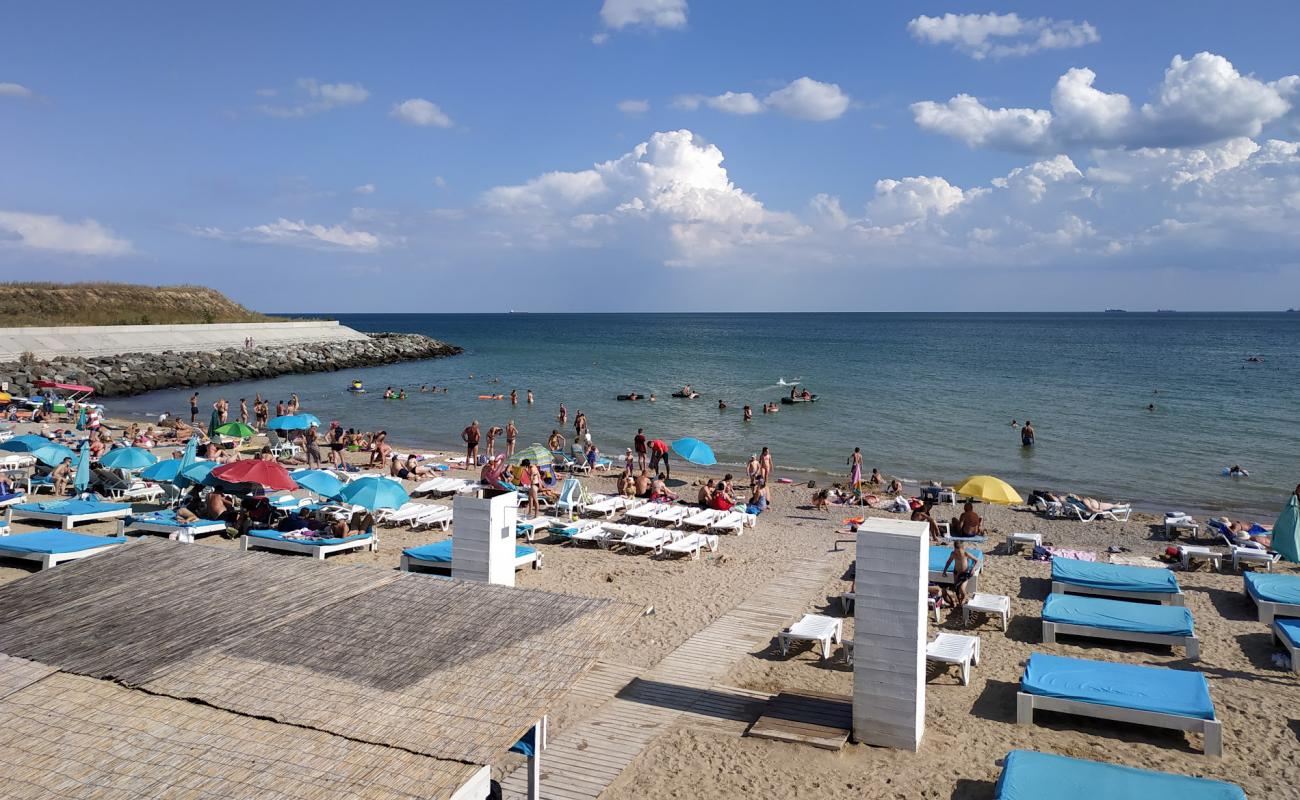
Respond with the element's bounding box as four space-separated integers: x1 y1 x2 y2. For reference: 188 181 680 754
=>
913 52 1297 152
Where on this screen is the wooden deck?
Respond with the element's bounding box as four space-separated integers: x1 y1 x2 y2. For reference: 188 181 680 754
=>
748 690 853 750
501 555 837 799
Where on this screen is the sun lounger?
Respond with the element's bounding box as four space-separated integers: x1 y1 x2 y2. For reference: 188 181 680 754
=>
596 523 643 549
0 530 127 569
6 498 132 531
993 749 1246 800
650 505 690 526
929 544 983 594
1016 653 1221 755
621 527 680 554
376 502 438 526
683 508 724 528
1243 572 1300 623
778 613 842 660
400 539 540 571
1271 618 1300 675
409 505 453 531
127 510 226 543
1005 532 1042 552
962 593 1011 631
0 490 27 509
926 632 981 685
92 468 164 503
582 495 629 518
1178 545 1222 571
707 510 752 536
240 528 376 560
1051 558 1184 605
1043 593 1199 658
1065 498 1133 522
624 501 671 522
553 478 585 516
515 515 553 541
547 518 602 541
1210 529 1281 571
568 522 610 547
660 532 718 560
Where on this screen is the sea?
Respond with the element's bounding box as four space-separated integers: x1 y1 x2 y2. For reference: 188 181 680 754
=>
110 312 1300 519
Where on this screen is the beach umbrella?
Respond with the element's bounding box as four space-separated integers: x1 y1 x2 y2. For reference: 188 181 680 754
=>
671 437 717 466
211 460 297 492
182 461 218 485
208 408 221 437
954 474 1023 505
1 434 53 453
174 436 199 486
508 443 554 466
337 475 409 511
1272 493 1300 564
99 447 158 471
290 468 344 499
141 458 183 482
216 421 257 438
266 413 321 431
31 443 76 466
73 441 91 493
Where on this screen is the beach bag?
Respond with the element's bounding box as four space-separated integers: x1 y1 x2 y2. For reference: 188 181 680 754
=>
1030 544 1052 561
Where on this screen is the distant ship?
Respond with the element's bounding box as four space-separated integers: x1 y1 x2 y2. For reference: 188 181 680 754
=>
1104 309 1127 313
1288 308 1298 313
1156 309 1176 313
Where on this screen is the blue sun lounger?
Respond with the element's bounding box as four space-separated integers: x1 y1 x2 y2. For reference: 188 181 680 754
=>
400 539 540 572
994 749 1245 800
127 510 226 543
929 544 983 593
1042 594 1199 658
1244 572 1300 623
0 530 127 569
1051 558 1183 605
240 528 376 560
1017 653 1221 755
1273 618 1300 676
5 497 133 531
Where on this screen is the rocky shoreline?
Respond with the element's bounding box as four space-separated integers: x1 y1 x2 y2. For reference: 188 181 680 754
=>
0 332 462 398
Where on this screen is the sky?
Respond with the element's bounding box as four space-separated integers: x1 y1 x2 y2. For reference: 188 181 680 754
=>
2 1 1299 312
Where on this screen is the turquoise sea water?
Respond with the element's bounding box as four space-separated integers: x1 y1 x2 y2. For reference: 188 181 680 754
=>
111 313 1299 517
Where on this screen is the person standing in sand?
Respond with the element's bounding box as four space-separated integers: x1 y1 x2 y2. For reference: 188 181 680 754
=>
634 428 648 471
848 447 862 489
759 447 773 484
462 420 480 468
238 399 248 425
547 429 564 453
505 420 518 458
746 454 760 487
943 540 978 606
485 425 501 459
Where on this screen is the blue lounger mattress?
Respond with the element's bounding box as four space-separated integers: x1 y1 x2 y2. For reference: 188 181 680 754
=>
246 529 371 547
995 749 1245 800
403 540 537 563
1278 618 1300 647
130 511 223 529
1052 558 1180 594
1043 594 1194 636
0 531 127 554
13 499 132 516
1022 653 1214 719
928 545 984 572
1245 572 1300 605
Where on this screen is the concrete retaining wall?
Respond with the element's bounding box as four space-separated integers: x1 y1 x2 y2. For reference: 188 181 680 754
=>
0 320 366 361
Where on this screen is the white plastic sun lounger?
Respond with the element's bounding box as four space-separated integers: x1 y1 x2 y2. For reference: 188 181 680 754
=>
683 508 725 528
568 524 610 546
596 523 641 549
660 532 718 560
621 527 680 554
650 505 690 527
515 515 553 541
707 510 751 536
926 632 981 685
375 502 434 526
624 501 670 522
1066 499 1133 522
778 613 842 660
409 505 453 531
584 495 631 518
241 528 377 560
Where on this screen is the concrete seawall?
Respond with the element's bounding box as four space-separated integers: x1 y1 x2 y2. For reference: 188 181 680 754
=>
0 320 367 361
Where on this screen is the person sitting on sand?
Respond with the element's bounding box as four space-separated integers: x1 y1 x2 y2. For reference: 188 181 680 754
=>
719 474 735 495
812 488 830 511
697 479 716 507
885 477 903 495
911 502 941 542
585 442 601 470
867 468 883 487
391 455 433 480
618 471 637 498
649 474 677 503
955 500 983 538
634 469 651 497
943 540 978 606
710 484 735 512
369 431 391 467
746 485 767 515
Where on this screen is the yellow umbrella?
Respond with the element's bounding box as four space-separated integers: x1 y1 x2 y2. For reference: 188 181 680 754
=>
954 475 1023 505
0 392 9 404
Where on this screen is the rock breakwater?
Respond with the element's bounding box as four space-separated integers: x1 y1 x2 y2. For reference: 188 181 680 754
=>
0 332 461 398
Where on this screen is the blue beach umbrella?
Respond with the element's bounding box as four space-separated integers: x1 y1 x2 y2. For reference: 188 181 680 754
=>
671 437 717 466
100 447 159 471
141 459 183 482
337 476 409 511
174 437 199 487
1272 493 1300 564
31 443 76 466
74 441 91 493
182 461 218 485
290 469 344 499
1 434 53 453
267 413 321 431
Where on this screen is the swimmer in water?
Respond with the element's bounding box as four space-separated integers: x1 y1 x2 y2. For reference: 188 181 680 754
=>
1010 419 1019 428
1147 403 1155 411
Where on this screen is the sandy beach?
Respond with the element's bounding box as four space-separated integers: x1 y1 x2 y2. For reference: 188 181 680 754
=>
2 415 1297 799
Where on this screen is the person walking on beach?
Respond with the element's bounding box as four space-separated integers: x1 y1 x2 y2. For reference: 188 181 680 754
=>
238 399 248 425
189 392 199 425
747 454 761 488
558 404 567 425
510 389 518 406
848 447 863 489
634 428 648 471
759 446 773 485
462 420 480 468
328 421 345 467
521 459 541 518
303 421 322 468
505 420 518 457
1021 420 1035 447
485 425 503 459
547 429 564 453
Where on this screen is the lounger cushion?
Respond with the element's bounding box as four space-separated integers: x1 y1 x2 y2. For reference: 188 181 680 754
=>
403 540 536 563
131 511 224 529
0 531 127 554
1021 653 1214 719
1051 558 1180 594
1277 618 1300 647
1043 594 1194 636
246 529 371 547
995 749 1245 800
13 499 132 515
928 545 984 572
1245 572 1300 605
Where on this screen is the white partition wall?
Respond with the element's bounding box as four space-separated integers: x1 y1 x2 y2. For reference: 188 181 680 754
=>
851 518 928 750
452 491 518 586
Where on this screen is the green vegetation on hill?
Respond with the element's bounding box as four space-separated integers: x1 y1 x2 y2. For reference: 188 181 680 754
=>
0 282 290 326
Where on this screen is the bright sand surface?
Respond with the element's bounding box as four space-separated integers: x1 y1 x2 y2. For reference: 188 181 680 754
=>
2 418 1297 799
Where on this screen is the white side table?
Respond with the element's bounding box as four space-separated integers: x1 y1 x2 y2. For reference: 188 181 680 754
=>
1005 532 1042 552
963 593 1010 631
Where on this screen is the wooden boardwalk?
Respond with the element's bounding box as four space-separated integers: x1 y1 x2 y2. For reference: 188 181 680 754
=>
501 555 836 799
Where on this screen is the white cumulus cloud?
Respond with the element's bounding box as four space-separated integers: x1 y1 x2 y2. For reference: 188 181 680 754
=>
0 82 34 99
600 0 687 30
391 98 453 128
617 99 650 116
191 218 381 251
257 78 369 118
0 211 132 256
354 184 377 195
675 78 849 121
913 52 1297 152
907 12 1099 59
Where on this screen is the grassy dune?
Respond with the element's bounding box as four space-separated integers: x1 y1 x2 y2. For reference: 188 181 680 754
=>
0 282 289 326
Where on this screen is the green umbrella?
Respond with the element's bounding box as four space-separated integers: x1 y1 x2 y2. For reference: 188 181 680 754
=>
208 408 221 438
507 443 554 467
1272 493 1300 564
216 421 256 438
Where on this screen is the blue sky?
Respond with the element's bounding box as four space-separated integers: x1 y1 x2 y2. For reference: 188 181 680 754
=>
3 1 1299 311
